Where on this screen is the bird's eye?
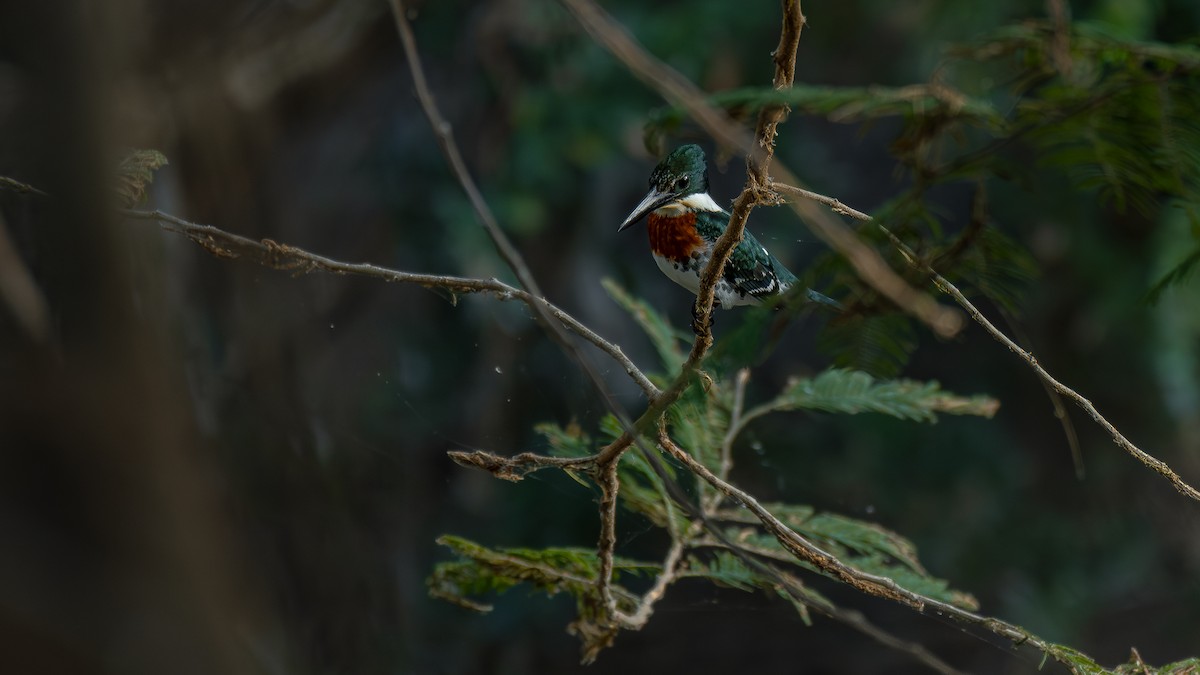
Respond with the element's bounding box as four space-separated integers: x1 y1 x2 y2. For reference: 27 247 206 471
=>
677 176 690 189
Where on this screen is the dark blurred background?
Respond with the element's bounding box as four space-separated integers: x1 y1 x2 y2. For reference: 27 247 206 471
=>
1 0 1198 673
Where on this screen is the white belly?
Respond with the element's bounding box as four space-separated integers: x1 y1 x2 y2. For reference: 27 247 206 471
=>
654 254 701 295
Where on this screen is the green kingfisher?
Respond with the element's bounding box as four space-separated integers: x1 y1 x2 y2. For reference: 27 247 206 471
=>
619 144 834 311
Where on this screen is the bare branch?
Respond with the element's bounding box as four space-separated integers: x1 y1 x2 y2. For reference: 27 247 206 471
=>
123 209 660 399
750 0 805 180
770 181 1200 503
928 269 1200 502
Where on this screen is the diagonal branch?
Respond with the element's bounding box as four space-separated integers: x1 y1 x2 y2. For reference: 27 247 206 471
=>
653 425 1089 671
389 0 535 297
768 181 1200 503
122 208 659 398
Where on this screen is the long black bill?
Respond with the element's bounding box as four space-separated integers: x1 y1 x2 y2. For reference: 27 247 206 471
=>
618 188 673 232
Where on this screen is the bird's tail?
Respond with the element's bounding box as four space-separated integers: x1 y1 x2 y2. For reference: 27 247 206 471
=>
804 288 844 312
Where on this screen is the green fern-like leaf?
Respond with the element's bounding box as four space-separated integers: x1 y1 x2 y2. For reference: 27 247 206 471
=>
788 511 925 575
768 368 999 422
1045 644 1107 675
428 535 654 615
682 551 761 592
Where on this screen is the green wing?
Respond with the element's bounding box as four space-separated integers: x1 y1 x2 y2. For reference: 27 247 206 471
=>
695 209 799 297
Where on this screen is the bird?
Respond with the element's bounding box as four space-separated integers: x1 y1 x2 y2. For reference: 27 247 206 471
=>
618 144 836 317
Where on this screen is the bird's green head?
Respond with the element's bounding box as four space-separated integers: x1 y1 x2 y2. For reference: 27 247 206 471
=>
648 144 709 197
619 144 710 232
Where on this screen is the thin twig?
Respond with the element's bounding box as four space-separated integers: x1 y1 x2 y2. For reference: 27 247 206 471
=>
769 181 1200 503
123 208 660 399
749 0 805 183
770 181 872 220
929 270 1200 501
389 0 536 297
612 535 686 629
999 307 1085 479
560 0 964 339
